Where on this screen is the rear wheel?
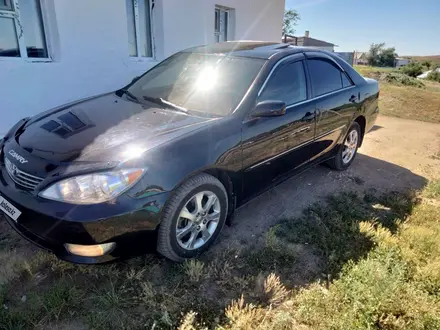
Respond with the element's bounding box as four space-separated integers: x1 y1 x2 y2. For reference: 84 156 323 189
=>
157 173 228 261
327 122 361 171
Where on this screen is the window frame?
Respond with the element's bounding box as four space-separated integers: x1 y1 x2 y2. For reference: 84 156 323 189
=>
258 59 309 108
341 71 354 88
0 0 12 10
257 53 311 110
0 0 51 62
305 53 356 98
215 5 231 43
127 0 154 60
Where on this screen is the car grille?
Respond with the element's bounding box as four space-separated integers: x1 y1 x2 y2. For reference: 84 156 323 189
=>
4 157 43 190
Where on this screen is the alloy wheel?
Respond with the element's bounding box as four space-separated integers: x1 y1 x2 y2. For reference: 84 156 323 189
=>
342 129 359 164
176 191 221 250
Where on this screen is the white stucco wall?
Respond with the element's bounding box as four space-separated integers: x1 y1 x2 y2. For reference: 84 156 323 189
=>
160 0 285 57
0 0 284 134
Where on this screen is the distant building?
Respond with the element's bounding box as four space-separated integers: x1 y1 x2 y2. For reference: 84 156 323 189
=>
335 52 354 65
283 31 336 52
395 58 411 68
354 52 368 65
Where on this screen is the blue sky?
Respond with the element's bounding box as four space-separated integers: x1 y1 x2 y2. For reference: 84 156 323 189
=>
285 0 440 55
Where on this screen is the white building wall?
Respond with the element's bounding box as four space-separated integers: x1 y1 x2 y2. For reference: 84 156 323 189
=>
0 0 284 134
395 58 410 68
160 0 284 57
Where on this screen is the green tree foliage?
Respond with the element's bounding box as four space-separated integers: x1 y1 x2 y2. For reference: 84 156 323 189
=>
379 47 398 67
399 62 425 77
283 9 300 36
367 43 398 67
367 43 384 66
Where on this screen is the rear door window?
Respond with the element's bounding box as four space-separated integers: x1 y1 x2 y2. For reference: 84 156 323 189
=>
341 72 353 88
307 58 344 97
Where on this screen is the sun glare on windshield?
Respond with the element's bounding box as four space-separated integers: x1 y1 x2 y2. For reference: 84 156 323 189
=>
195 66 219 91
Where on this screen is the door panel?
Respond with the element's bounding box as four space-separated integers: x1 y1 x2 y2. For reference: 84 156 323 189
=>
305 57 360 161
241 58 316 199
241 101 316 198
241 115 297 197
275 100 317 173
312 87 358 159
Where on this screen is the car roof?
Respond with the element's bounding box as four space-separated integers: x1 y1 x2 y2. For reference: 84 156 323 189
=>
182 41 312 60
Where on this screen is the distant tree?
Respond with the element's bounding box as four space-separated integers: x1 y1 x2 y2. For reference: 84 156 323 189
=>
367 43 385 66
378 47 397 67
367 43 397 67
283 9 300 36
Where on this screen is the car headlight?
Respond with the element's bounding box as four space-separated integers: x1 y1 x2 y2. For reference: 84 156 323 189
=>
38 169 145 204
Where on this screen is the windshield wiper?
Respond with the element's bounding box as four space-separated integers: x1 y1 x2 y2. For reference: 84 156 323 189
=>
117 89 140 103
143 96 188 113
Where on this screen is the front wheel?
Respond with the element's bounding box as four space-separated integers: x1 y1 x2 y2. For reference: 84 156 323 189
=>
157 173 228 261
327 122 361 171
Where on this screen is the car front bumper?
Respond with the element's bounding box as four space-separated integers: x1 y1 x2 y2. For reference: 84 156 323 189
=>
0 165 170 264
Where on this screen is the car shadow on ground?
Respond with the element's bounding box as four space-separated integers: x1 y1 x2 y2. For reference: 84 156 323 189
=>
205 153 427 286
218 153 427 245
368 124 384 133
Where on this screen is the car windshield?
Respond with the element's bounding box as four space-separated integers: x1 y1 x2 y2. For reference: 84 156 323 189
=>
127 52 266 116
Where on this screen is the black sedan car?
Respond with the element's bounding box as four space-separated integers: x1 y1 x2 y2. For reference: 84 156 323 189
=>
0 42 379 263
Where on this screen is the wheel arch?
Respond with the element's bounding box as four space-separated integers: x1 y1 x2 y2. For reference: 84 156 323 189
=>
354 115 366 146
167 166 239 226
201 168 238 225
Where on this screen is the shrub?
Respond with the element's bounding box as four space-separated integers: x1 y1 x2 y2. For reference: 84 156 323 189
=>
422 60 432 70
399 62 424 77
381 72 425 88
427 70 440 83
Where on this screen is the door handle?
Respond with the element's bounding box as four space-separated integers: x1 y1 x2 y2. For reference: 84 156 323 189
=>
349 95 357 103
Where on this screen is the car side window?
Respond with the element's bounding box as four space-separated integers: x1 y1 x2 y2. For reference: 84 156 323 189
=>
341 72 353 88
259 60 307 106
308 58 344 97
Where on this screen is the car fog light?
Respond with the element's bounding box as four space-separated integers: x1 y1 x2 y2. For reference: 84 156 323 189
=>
64 242 116 257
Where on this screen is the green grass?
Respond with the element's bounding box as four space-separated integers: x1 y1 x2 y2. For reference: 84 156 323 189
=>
214 180 440 330
354 65 395 77
1 179 440 329
354 65 440 124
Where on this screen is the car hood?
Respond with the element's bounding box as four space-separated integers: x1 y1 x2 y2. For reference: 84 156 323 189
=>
16 93 216 163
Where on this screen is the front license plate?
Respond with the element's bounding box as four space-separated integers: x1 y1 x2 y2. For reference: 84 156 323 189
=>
0 195 21 222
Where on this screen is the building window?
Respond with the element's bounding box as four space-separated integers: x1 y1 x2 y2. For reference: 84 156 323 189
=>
126 0 153 58
215 6 231 43
0 0 49 59
0 0 13 10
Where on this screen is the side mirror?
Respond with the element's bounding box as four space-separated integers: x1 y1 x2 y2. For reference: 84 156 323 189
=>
251 100 286 118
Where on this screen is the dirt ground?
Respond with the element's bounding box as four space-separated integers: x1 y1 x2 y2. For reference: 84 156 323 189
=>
2 114 440 271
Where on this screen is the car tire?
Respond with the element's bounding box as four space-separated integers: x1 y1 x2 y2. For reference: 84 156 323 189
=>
327 122 361 171
157 173 228 262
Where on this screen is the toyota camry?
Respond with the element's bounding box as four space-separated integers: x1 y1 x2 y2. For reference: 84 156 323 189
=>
0 42 379 263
